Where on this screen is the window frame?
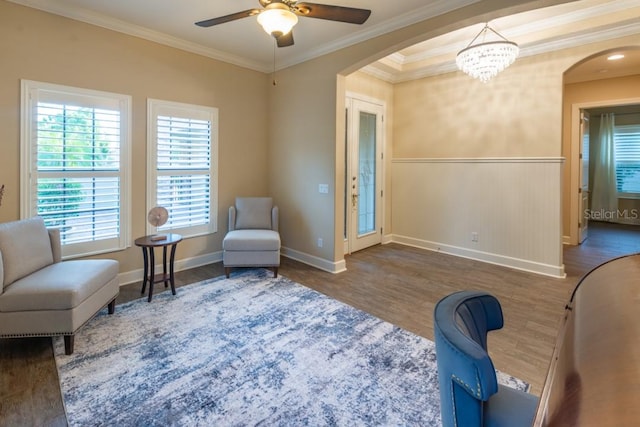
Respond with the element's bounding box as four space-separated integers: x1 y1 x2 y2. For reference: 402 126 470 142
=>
20 79 132 258
614 123 640 198
146 99 218 238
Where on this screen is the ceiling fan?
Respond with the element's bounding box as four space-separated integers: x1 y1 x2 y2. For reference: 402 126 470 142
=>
195 0 371 48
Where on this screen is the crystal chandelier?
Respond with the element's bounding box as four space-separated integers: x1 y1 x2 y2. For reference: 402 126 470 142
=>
456 24 519 83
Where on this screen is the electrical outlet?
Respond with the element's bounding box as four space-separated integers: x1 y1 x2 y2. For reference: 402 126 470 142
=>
317 238 323 248
471 232 478 242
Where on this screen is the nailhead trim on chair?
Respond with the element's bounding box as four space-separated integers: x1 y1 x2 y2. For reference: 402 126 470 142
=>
437 315 484 400
450 373 483 427
0 332 70 338
452 373 482 398
450 380 458 427
0 298 116 341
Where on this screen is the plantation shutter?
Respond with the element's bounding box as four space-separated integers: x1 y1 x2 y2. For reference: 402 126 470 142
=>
148 100 218 237
614 124 640 194
22 80 131 258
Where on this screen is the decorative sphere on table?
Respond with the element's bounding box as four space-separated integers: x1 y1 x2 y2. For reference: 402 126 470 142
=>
147 207 169 241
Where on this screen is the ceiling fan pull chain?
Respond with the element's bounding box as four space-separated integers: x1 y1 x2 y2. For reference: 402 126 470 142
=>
272 40 278 86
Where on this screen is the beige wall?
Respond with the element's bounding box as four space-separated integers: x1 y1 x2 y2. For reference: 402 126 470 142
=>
0 2 269 277
562 74 640 240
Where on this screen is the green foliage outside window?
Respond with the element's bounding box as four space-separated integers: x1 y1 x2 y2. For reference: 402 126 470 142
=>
36 104 119 228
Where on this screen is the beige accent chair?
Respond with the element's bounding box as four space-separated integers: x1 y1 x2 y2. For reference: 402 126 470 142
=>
0 217 119 354
223 197 281 278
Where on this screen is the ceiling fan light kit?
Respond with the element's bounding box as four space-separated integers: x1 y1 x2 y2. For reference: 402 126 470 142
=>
257 4 299 37
456 24 519 83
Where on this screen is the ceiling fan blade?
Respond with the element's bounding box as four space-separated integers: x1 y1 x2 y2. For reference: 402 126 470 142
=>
276 31 295 48
294 3 371 24
195 9 260 27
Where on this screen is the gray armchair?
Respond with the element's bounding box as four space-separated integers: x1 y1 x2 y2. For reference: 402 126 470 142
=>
222 197 281 278
0 217 119 354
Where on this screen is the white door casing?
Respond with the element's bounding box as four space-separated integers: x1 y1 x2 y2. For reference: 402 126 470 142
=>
579 110 590 243
345 96 384 254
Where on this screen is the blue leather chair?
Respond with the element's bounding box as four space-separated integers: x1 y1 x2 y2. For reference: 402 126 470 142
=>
434 291 538 427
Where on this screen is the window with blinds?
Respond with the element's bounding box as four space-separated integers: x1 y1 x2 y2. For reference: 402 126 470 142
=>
614 124 640 194
147 100 218 237
21 80 131 258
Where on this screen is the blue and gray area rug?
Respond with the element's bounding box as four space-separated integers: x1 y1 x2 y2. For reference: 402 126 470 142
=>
54 269 529 426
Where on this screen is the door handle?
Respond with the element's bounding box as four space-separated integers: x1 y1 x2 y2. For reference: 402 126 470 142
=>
351 193 358 207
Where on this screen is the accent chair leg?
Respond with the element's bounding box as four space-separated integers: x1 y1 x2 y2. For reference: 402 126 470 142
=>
273 267 278 278
108 298 116 315
64 335 75 355
225 267 231 278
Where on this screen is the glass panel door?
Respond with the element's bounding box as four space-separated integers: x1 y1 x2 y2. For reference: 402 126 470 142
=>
346 97 384 253
358 111 376 236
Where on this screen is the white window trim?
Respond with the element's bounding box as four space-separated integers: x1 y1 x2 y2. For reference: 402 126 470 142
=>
20 79 132 259
146 99 218 238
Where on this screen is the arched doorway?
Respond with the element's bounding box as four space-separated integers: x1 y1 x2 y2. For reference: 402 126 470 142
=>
563 47 640 246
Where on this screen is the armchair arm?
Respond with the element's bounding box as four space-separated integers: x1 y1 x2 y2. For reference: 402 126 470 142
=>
48 228 62 263
272 206 279 232
228 206 237 232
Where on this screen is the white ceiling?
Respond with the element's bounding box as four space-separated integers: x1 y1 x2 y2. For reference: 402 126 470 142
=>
8 0 640 82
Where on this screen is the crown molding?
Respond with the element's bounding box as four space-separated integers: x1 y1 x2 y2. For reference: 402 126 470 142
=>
506 0 640 38
518 19 640 58
359 64 397 83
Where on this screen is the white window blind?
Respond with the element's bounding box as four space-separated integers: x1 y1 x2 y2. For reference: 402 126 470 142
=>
614 124 640 194
147 100 218 237
21 80 131 258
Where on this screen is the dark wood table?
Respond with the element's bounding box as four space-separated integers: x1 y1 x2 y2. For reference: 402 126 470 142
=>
134 233 182 302
534 253 640 426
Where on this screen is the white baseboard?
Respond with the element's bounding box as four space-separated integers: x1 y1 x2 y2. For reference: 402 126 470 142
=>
118 250 223 286
281 246 347 274
118 246 348 286
391 234 566 279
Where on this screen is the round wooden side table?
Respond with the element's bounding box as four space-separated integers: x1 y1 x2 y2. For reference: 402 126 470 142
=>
134 233 182 302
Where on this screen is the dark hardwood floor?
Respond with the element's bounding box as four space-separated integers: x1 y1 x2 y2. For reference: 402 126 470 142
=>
1 221 639 426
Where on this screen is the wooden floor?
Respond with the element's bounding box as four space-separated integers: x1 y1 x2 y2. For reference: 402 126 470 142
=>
2 221 639 426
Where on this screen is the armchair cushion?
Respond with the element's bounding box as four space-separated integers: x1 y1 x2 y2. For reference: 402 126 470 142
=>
0 217 53 289
234 197 273 230
484 384 539 427
223 230 281 251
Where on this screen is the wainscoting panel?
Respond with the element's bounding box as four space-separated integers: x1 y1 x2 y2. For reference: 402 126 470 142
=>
391 158 565 277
